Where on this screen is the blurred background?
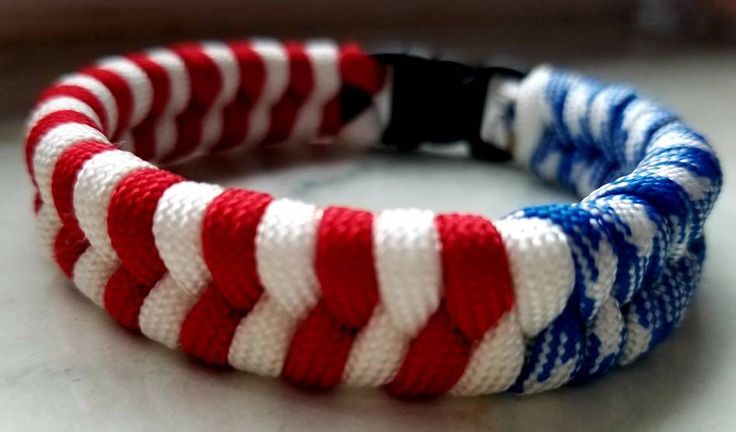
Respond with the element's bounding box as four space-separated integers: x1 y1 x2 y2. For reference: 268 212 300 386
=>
2 3 736 431
1 0 735 119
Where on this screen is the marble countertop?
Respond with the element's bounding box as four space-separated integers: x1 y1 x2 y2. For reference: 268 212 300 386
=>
1 42 735 432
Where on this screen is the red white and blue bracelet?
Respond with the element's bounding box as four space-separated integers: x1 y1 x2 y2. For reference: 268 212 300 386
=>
25 39 722 397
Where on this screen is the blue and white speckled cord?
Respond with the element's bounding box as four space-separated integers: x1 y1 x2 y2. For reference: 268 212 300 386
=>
502 66 721 393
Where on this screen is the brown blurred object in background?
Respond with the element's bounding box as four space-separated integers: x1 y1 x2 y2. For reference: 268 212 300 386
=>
1 0 734 119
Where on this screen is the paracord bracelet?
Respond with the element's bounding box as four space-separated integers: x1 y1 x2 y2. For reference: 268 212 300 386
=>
25 39 722 398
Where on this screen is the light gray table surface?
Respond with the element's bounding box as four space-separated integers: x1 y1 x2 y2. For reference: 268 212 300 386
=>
1 42 735 431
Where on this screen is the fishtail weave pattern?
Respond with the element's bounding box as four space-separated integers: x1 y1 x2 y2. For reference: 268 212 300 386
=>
25 40 721 398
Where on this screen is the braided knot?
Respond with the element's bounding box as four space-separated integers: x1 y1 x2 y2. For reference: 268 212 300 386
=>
26 41 721 398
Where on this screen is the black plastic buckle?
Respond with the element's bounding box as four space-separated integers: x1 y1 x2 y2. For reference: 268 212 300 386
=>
371 52 525 162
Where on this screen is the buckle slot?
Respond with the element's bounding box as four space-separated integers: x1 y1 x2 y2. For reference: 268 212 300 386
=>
371 52 525 162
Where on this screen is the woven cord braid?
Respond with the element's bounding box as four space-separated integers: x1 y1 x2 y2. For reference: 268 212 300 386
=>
507 66 721 393
26 41 721 398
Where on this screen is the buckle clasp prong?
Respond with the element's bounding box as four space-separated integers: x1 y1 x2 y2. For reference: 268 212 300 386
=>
371 52 525 162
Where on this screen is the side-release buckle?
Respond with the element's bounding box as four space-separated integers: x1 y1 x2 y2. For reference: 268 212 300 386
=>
371 52 525 162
